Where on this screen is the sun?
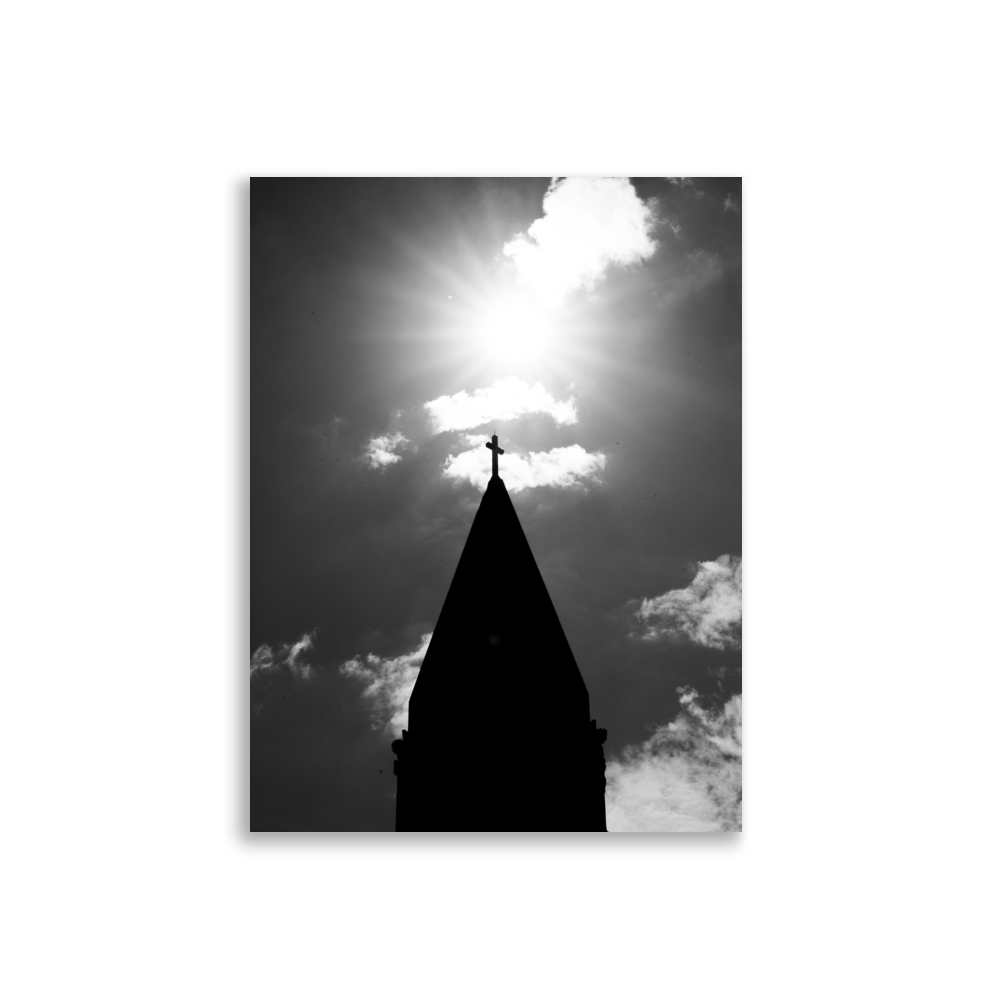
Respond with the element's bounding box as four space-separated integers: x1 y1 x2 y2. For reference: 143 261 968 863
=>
418 253 584 387
470 287 556 364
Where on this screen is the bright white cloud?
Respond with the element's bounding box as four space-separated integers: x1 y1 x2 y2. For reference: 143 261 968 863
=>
339 633 432 737
503 177 657 303
443 444 606 493
424 377 577 433
636 554 742 649
364 432 410 469
606 688 742 832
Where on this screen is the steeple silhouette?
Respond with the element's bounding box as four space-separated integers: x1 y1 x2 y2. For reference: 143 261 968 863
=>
392 437 608 832
485 431 504 477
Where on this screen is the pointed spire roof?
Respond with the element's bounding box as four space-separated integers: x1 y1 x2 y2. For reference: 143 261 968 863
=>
408 468 591 739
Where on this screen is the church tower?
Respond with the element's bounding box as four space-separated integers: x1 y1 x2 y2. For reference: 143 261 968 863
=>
391 435 608 832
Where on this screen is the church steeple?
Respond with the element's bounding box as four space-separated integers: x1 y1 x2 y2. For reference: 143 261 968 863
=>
392 446 608 832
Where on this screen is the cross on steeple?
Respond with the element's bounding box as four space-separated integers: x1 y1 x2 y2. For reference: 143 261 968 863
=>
485 433 504 478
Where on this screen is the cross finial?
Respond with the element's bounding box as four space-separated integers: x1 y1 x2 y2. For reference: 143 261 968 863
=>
485 433 504 478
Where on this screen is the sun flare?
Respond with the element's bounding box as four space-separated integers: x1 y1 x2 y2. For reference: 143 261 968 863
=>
470 288 555 364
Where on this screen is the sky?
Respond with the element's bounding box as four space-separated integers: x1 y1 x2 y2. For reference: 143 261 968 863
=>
250 177 742 832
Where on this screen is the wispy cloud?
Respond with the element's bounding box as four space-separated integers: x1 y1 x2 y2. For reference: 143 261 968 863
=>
250 630 317 680
364 432 410 469
424 377 577 434
443 444 605 493
339 633 432 737
503 177 657 303
250 630 316 718
635 555 742 649
606 688 742 832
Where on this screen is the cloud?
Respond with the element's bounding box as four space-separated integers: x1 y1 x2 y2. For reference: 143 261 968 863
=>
424 377 577 433
250 629 316 718
636 555 741 649
443 444 606 493
339 633 432 737
250 630 317 680
606 688 742 832
364 432 410 469
503 177 657 303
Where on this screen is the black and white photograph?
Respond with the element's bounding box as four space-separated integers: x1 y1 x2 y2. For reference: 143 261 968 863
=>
251 177 741 831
